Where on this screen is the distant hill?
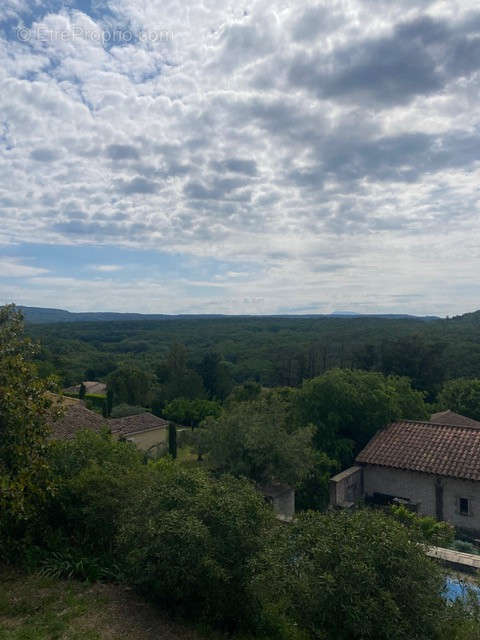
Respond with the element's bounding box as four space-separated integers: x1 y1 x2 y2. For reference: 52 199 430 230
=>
18 305 441 324
18 306 172 324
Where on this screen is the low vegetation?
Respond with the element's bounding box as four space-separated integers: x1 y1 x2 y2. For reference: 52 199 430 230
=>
0 567 204 640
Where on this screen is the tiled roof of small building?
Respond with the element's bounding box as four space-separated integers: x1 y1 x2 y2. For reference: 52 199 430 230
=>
49 397 107 439
109 413 169 437
356 419 480 481
429 410 480 428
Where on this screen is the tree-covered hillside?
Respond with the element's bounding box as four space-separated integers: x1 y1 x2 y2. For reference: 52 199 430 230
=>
27 312 480 397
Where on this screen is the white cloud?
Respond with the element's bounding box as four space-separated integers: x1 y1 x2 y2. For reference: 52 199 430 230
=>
89 264 124 272
0 258 48 278
1 0 480 313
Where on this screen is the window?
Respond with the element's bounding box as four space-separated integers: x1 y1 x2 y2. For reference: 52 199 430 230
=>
459 497 470 516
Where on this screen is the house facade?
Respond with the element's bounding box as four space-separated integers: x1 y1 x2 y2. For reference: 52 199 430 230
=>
109 413 170 451
330 412 480 535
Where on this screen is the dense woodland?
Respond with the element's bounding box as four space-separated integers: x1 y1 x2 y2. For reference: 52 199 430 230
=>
28 310 480 394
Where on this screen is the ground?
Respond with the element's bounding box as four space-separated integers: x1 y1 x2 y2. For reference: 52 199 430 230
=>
0 568 208 640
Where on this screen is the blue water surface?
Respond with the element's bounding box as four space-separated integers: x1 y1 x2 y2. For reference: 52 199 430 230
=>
445 578 480 602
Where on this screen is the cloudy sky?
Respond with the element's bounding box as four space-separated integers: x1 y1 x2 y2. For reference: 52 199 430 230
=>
1 0 479 315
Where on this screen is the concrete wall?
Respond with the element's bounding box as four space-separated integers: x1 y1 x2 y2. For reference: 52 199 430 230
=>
363 465 480 533
329 466 363 507
273 488 295 522
125 428 167 451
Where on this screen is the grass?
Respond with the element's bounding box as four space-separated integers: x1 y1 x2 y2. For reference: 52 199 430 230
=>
0 567 203 640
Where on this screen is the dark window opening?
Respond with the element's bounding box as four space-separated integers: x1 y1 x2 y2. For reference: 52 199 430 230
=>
460 498 470 516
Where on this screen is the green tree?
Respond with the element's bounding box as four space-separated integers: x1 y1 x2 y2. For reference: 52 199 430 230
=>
78 382 86 400
201 395 316 487
254 509 449 640
295 369 428 463
168 422 177 459
198 351 233 400
381 334 446 398
227 381 262 404
0 305 60 547
107 365 153 407
163 397 221 428
156 343 206 403
295 450 339 512
437 378 480 421
106 388 114 417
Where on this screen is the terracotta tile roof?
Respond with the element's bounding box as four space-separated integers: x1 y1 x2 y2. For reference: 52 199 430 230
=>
49 397 107 439
356 420 480 481
430 410 480 428
108 413 169 437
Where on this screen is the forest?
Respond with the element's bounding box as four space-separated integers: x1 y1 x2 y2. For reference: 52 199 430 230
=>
28 309 480 398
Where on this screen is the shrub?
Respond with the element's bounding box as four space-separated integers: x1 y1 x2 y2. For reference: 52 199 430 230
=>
118 460 274 630
253 509 449 640
391 504 455 547
451 539 480 555
84 393 106 412
41 431 147 557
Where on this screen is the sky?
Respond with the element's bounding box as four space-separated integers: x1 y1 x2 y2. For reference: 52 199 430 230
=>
1 0 480 316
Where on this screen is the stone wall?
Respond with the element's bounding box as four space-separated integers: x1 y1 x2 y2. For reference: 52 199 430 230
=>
363 465 480 534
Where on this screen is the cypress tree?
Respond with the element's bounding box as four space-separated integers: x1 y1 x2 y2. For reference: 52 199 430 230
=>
168 422 177 459
106 389 113 417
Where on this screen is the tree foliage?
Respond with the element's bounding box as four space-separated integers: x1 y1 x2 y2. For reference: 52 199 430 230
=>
197 351 233 400
201 395 316 487
0 305 60 532
254 509 449 640
295 369 428 463
118 461 273 628
381 334 446 398
106 365 153 407
163 396 221 427
437 378 480 421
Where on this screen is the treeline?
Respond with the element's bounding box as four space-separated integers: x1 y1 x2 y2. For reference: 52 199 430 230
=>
28 312 480 400
2 304 480 640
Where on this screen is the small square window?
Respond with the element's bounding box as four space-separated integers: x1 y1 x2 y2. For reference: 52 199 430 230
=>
459 498 470 516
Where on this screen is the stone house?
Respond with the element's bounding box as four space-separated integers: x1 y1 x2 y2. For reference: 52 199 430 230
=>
330 411 480 535
50 397 170 452
109 413 170 451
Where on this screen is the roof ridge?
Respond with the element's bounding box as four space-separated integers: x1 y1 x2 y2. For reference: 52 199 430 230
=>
390 419 480 431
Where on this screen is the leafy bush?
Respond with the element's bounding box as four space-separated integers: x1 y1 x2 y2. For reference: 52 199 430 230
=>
118 460 274 629
41 431 147 556
254 509 449 640
391 504 454 547
84 393 106 412
451 539 480 555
